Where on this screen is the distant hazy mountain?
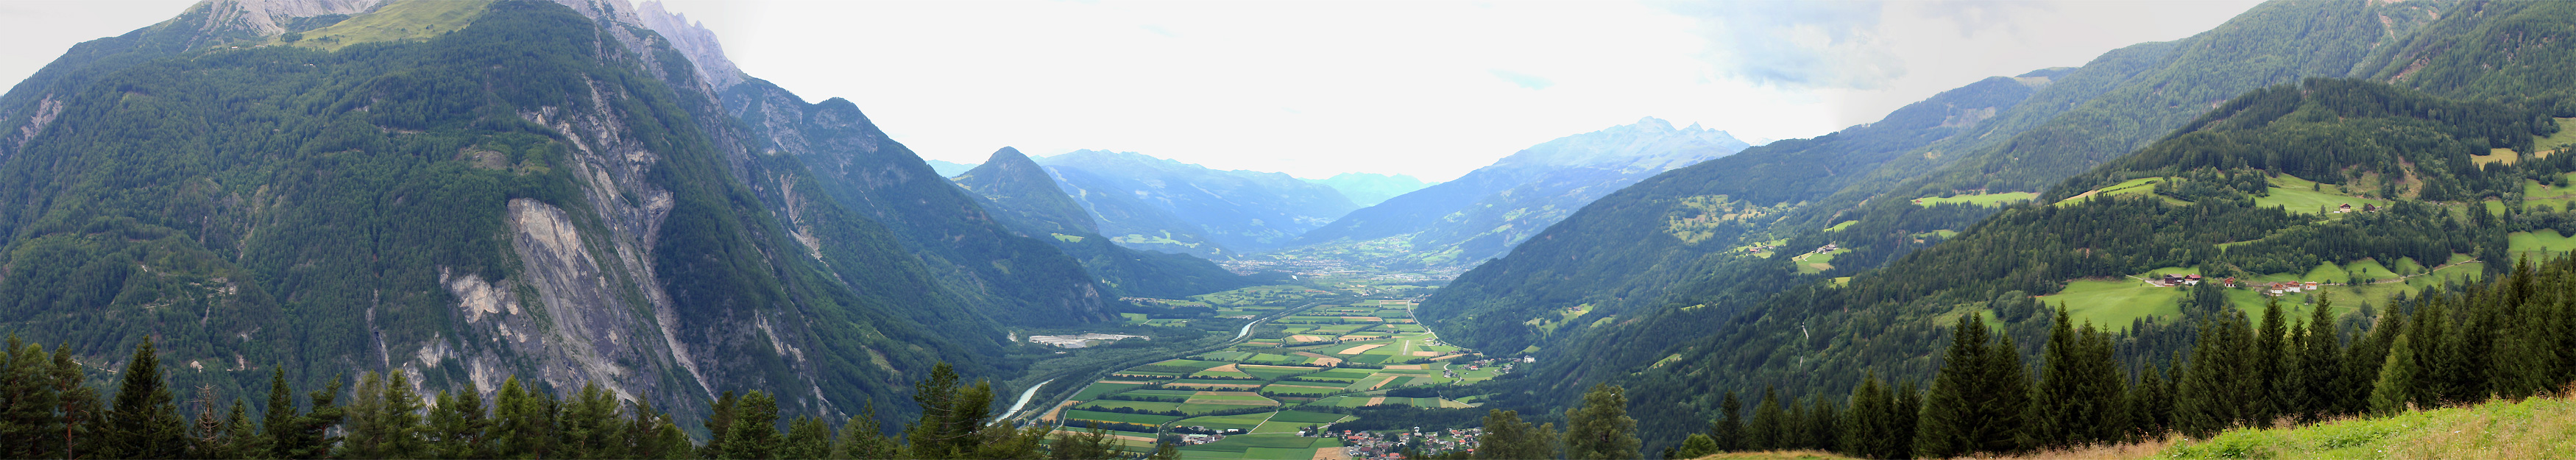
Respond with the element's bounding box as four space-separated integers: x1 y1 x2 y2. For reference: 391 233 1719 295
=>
1285 117 1749 269
1038 150 1359 254
925 159 979 177
954 148 1250 297
1307 173 1434 206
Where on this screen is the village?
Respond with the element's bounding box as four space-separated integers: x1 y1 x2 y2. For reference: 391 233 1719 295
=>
1327 427 1483 460
2145 273 2328 297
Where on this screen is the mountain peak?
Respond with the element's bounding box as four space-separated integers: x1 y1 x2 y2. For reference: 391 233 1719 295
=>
986 146 1034 163
637 0 746 88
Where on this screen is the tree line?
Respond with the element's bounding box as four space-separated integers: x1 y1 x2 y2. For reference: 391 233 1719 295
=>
1661 252 2576 459
0 336 1160 460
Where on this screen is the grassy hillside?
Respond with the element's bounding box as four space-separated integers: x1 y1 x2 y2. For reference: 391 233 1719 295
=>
2165 392 2576 459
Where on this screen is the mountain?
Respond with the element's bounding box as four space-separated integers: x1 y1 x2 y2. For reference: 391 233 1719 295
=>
924 159 978 177
1037 149 1359 254
0 0 1117 428
1409 0 2462 448
1285 117 1749 269
1306 172 1432 206
953 147 1251 297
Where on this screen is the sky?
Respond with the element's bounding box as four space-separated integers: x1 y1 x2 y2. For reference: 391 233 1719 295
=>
2 0 2264 182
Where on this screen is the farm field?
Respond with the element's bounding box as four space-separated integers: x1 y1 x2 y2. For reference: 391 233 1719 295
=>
2037 255 2487 331
1047 297 1502 460
1912 191 2038 208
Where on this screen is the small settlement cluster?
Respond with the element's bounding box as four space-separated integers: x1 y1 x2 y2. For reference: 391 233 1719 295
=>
2152 273 2329 297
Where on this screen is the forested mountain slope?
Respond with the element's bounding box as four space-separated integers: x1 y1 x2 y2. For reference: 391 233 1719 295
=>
1596 2 2576 447
1414 0 2487 450
1284 118 1749 269
0 0 1086 429
1038 149 1357 255
953 148 1250 298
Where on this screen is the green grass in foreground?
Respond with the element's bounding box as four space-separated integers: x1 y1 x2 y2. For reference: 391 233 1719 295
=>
2165 393 2576 459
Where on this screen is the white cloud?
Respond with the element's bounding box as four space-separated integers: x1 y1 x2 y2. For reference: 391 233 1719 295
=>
0 0 2262 182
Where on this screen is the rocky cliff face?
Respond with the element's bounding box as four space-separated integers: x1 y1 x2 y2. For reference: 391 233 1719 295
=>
0 0 1034 427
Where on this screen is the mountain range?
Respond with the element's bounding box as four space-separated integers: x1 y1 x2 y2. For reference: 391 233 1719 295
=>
1036 149 1359 258
1284 117 1750 269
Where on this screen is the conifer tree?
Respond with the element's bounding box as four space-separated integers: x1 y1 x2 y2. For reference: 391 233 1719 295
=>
2175 314 2251 437
2370 333 2419 415
1 337 63 458
1780 396 1810 450
833 403 901 460
2034 307 2126 447
1892 380 1919 459
105 338 188 459
1565 383 1640 460
2294 295 2345 422
562 382 623 459
905 363 998 459
1748 386 1784 451
782 415 836 460
721 390 781 459
624 400 690 460
2126 358 2175 437
218 398 252 459
493 377 554 459
261 369 300 459
342 371 389 458
280 375 344 459
702 390 740 459
1711 391 1743 452
1840 374 1900 459
428 381 492 459
2344 305 2405 415
55 344 103 460
1919 314 2028 457
1805 396 1839 452
2252 299 2289 428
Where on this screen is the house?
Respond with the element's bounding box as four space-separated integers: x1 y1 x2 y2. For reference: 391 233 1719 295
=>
2338 203 2354 213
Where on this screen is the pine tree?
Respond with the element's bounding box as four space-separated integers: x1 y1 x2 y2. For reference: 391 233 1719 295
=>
219 398 252 459
342 371 389 458
493 377 553 459
53 343 103 460
562 382 623 459
381 370 429 459
832 403 901 460
2370 333 2420 415
2034 307 2126 447
106 338 188 459
2126 358 2175 437
1049 426 1119 460
429 380 492 459
2295 294 2346 422
1564 383 1639 460
2175 314 2251 438
2252 298 2289 428
1892 380 1919 459
1805 396 1840 452
1 337 63 458
1919 314 2029 457
1711 390 1743 452
624 400 689 460
721 390 781 459
277 375 344 460
783 415 836 460
1748 386 1784 451
702 390 740 459
261 368 300 459
1840 373 1900 459
905 363 997 459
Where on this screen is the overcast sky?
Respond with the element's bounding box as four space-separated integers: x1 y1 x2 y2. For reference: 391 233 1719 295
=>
3 0 2262 181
